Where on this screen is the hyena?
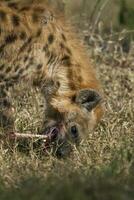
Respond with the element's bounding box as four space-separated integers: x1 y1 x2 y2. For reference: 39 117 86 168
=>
0 1 104 155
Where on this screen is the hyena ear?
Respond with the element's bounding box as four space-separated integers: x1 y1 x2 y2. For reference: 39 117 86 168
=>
75 89 102 111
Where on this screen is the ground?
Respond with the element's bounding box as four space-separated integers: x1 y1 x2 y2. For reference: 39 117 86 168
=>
0 33 134 199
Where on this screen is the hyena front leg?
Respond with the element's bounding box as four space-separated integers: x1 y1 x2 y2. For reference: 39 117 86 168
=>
0 87 14 133
39 79 62 133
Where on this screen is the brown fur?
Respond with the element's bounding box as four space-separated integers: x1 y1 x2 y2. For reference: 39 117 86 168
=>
0 1 104 144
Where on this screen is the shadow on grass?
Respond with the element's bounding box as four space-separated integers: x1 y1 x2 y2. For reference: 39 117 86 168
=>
0 169 134 200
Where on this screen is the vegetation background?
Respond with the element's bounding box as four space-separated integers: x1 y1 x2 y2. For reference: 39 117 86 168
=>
0 0 134 199
49 0 134 29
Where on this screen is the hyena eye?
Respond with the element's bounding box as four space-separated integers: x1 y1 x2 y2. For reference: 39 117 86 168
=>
70 125 78 138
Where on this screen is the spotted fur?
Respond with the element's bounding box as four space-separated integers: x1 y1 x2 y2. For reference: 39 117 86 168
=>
0 1 104 143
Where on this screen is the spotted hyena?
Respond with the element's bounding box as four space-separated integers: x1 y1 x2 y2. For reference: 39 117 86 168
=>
0 1 104 154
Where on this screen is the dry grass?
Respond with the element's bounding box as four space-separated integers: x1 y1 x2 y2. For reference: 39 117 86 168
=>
0 27 134 200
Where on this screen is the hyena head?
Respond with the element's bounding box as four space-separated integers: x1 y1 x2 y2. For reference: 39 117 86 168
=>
45 89 102 157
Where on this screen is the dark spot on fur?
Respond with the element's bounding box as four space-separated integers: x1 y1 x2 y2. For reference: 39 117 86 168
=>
71 95 76 102
14 65 19 72
37 63 43 69
17 68 24 75
65 47 72 55
6 81 13 87
0 27 2 36
12 74 20 81
26 37 32 44
56 81 60 88
0 64 5 70
11 14 20 26
48 34 54 44
0 74 4 79
27 46 32 53
61 55 70 61
60 43 65 49
5 67 11 73
43 45 50 57
78 76 83 83
8 2 18 9
19 6 30 12
33 7 45 13
25 64 30 69
61 55 71 66
32 13 38 23
69 81 76 90
5 34 17 44
60 43 72 55
0 44 5 55
23 56 28 63
46 50 50 58
28 57 34 65
19 37 32 52
36 28 42 37
0 10 6 21
61 33 66 41
20 31 27 40
43 44 48 52
47 53 56 65
67 69 76 90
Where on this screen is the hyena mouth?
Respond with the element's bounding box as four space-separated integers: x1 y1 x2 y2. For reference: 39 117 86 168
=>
43 124 72 157
43 126 61 149
45 126 59 141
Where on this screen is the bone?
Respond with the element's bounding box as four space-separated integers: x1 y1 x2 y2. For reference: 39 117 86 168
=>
0 126 59 145
7 132 49 142
1 132 50 143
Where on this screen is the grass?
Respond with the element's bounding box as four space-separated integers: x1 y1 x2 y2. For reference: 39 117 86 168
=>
0 44 133 199
0 3 134 198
